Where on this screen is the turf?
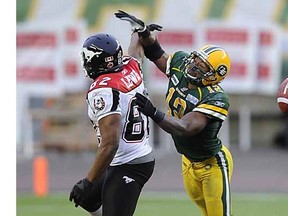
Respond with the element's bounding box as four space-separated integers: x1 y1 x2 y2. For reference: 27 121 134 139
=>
16 192 288 216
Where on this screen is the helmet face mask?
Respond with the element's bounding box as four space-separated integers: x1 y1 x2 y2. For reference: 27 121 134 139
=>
184 53 213 85
81 33 123 79
183 45 230 87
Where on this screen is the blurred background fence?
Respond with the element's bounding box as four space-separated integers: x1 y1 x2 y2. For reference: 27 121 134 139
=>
17 0 288 159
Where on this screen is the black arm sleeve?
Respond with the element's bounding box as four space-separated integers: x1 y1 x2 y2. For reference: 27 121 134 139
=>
143 40 165 62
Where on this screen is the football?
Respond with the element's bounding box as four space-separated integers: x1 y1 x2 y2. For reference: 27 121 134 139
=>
277 77 288 113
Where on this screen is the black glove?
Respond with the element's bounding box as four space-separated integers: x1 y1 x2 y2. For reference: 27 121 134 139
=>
115 10 162 35
135 93 165 123
147 23 163 32
69 178 93 207
115 10 146 32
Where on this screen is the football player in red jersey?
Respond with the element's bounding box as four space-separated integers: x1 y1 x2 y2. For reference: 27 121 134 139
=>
69 32 156 216
116 10 234 216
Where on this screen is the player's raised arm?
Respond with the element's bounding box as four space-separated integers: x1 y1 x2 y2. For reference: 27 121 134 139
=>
115 10 169 73
128 32 144 64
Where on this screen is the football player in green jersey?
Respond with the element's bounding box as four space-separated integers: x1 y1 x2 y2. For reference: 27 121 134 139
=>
115 10 234 216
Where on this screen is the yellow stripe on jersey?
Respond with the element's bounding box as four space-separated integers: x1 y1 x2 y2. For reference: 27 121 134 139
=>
197 87 203 101
194 104 228 120
172 67 181 72
193 107 227 121
198 104 228 115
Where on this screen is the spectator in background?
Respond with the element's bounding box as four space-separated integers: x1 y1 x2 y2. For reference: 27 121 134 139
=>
69 32 155 216
116 10 234 216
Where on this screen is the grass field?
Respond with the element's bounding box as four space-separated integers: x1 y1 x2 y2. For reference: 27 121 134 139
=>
16 192 288 216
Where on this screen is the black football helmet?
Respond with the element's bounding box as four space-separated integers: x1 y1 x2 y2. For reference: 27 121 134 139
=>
81 33 123 79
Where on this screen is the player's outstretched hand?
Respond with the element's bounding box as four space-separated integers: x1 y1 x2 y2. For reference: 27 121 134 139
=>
69 178 93 207
115 10 146 32
135 93 157 117
115 10 163 33
135 93 165 123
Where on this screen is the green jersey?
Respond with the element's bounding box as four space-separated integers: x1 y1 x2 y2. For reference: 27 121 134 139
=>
165 51 230 161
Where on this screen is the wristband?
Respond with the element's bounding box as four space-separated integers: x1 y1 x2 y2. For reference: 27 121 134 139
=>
151 110 165 123
138 26 150 39
143 40 165 62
